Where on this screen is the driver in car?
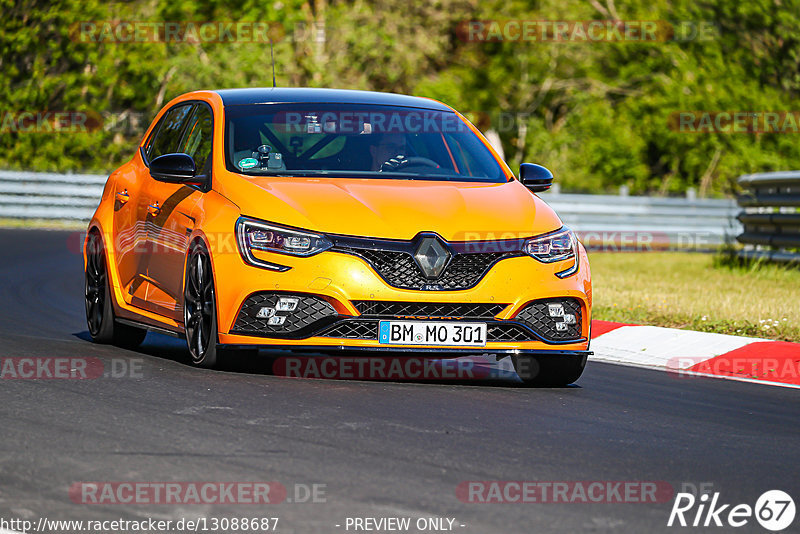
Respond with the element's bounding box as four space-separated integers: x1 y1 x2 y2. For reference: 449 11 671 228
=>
369 133 407 171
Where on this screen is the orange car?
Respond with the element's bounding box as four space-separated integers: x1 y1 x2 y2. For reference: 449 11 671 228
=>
84 88 591 385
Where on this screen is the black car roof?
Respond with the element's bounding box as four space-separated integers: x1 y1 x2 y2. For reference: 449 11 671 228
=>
214 87 452 111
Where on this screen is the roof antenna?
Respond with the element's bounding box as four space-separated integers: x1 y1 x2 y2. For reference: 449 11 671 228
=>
270 38 276 87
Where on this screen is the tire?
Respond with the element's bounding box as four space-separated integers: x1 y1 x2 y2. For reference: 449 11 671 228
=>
84 230 147 348
511 354 587 387
183 241 222 368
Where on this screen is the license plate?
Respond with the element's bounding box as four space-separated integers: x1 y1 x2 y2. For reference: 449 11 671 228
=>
378 321 487 347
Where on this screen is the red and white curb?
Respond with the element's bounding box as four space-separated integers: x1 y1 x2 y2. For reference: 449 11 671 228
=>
590 320 800 388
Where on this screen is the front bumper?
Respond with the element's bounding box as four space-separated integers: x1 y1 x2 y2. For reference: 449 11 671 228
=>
213 240 591 352
218 344 592 358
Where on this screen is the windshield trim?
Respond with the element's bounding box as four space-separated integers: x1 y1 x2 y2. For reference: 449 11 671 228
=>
232 169 505 183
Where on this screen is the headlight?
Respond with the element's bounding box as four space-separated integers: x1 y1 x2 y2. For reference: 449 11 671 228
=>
523 226 576 263
236 217 332 270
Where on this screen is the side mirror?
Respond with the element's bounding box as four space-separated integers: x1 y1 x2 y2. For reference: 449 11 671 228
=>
150 153 197 184
519 163 554 193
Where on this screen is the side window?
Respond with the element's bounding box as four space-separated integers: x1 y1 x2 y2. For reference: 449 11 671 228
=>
143 115 163 158
178 105 213 172
147 104 194 160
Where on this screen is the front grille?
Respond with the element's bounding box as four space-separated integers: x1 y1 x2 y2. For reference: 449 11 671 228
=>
486 323 535 342
334 247 515 291
320 320 379 339
352 301 507 319
319 320 538 342
514 298 583 342
232 293 338 337
440 253 510 289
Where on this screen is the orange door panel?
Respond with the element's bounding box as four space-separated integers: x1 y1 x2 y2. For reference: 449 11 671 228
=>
139 181 198 320
110 160 149 307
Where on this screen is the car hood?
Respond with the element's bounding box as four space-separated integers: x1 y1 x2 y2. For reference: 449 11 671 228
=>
219 175 562 241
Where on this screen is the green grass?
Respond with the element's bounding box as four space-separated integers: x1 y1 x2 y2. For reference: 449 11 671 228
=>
589 252 800 342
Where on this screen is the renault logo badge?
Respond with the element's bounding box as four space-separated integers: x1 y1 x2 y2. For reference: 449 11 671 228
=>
414 236 451 279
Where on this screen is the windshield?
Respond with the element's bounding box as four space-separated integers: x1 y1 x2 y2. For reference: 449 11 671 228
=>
224 104 507 182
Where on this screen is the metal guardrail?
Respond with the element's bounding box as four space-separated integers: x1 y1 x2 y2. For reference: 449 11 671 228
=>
540 189 739 248
0 170 105 220
736 172 800 263
0 170 741 248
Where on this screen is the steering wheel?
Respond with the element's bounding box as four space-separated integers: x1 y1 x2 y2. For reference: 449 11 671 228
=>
380 155 440 172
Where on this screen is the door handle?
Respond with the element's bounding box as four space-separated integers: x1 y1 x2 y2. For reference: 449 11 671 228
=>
115 190 129 204
147 203 161 216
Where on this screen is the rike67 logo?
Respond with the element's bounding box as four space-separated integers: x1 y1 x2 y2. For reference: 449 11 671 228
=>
668 490 795 531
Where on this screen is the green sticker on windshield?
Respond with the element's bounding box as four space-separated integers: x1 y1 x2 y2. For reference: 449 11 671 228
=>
238 158 258 169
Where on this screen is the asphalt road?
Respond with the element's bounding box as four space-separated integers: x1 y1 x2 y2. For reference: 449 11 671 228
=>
0 228 798 534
